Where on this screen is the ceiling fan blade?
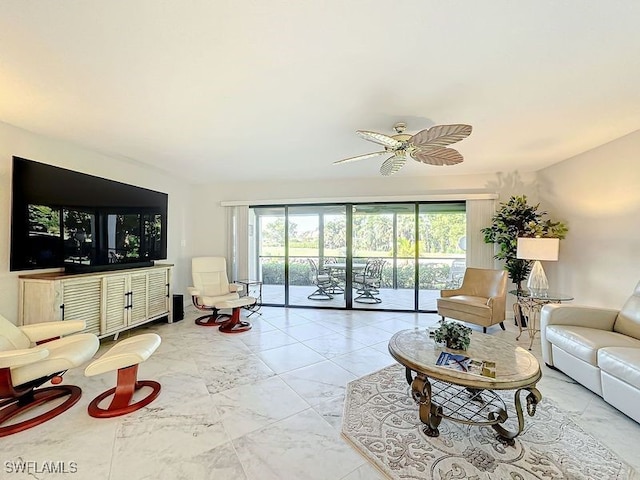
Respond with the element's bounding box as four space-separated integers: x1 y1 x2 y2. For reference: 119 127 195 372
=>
357 130 403 149
411 147 464 166
409 124 472 149
380 155 406 176
333 151 387 165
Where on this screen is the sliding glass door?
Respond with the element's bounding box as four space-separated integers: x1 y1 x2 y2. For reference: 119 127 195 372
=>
251 201 465 312
418 203 467 310
352 204 415 310
256 207 286 305
287 206 347 308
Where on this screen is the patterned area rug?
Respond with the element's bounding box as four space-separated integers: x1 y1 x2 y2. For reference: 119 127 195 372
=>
342 364 637 480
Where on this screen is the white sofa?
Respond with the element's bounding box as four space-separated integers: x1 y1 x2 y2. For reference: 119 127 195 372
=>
540 282 640 423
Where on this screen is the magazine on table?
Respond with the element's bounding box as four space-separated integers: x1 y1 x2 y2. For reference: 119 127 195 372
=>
435 352 496 378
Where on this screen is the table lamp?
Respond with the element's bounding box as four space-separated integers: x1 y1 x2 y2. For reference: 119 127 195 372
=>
516 237 559 295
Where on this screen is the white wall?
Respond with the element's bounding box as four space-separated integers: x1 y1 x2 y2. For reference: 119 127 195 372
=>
538 129 640 308
0 121 194 323
190 172 498 257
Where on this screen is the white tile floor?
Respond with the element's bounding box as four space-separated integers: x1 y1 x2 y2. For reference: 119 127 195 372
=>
2 306 639 479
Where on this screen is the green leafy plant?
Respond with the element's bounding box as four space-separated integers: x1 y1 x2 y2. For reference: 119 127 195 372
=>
481 195 568 290
433 321 472 351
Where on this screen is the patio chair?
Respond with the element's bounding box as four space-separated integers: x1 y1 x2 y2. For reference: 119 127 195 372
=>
354 259 386 304
308 258 334 300
446 259 467 289
322 257 345 294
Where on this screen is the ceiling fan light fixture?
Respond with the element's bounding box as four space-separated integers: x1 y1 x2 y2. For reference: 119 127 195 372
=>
335 122 472 175
393 122 406 134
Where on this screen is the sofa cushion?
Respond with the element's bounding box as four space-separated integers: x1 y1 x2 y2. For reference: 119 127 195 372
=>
546 325 640 365
437 296 490 318
598 347 640 390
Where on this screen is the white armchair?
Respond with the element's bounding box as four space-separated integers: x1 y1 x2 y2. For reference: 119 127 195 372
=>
189 257 244 326
0 314 99 437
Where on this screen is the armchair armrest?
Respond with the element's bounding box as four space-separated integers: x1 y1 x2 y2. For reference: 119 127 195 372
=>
486 294 506 322
19 320 87 343
229 284 244 293
440 287 464 298
187 287 201 297
0 347 49 369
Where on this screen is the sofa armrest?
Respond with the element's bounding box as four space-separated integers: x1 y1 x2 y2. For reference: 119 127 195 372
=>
19 320 86 343
540 304 619 330
540 304 619 365
229 284 244 293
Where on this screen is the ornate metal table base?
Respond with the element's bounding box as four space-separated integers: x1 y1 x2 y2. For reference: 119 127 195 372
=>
511 290 574 350
514 300 542 351
407 367 541 442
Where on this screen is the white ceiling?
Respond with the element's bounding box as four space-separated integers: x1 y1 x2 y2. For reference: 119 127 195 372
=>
1 1 639 184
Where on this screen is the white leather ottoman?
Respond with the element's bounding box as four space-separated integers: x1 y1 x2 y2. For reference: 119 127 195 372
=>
84 333 161 418
215 297 256 333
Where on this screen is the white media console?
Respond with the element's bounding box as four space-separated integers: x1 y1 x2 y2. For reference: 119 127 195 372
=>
18 264 173 338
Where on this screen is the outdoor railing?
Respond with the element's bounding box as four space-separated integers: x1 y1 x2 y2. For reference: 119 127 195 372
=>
255 255 465 290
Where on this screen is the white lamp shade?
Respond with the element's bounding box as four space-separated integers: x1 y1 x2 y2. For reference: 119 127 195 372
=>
516 237 559 261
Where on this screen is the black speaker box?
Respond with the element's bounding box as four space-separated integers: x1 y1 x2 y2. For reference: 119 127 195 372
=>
173 294 184 321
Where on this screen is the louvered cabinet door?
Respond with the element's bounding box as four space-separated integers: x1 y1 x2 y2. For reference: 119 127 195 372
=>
148 269 170 319
104 275 128 334
129 273 148 325
19 279 58 325
61 278 102 336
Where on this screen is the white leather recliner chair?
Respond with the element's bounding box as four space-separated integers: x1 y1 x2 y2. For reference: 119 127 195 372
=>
0 314 99 437
188 257 244 326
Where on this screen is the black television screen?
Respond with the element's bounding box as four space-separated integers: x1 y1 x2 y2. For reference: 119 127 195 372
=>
11 157 168 272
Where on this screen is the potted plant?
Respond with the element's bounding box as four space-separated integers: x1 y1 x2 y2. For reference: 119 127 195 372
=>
481 195 568 291
433 321 472 351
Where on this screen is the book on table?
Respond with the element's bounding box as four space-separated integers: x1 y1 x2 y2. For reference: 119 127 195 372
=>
435 352 496 378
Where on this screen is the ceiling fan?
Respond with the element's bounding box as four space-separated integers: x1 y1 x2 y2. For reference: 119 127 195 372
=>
334 122 472 176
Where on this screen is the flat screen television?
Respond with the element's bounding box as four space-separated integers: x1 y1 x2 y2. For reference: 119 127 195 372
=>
11 156 168 273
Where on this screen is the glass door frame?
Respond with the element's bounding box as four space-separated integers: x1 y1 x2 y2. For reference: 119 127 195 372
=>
251 200 465 313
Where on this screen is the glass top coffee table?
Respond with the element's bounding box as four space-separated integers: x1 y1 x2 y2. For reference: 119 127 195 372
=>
388 329 542 442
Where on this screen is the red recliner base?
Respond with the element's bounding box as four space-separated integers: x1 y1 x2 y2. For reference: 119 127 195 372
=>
88 364 161 418
195 313 230 326
0 385 82 437
218 307 252 333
